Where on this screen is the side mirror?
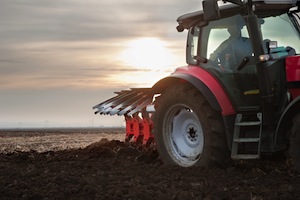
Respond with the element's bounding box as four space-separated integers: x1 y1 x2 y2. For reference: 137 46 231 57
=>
202 0 220 21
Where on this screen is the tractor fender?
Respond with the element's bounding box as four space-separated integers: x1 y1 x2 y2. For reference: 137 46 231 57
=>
275 95 300 146
152 65 235 116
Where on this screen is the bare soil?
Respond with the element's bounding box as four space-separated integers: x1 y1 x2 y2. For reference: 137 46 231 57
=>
0 128 299 200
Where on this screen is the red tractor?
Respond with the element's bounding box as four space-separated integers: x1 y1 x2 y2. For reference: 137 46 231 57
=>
94 0 300 170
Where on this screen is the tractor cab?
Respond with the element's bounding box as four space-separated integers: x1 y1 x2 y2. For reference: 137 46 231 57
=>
180 1 300 117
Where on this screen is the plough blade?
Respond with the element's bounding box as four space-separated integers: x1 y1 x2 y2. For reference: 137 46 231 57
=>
93 88 155 116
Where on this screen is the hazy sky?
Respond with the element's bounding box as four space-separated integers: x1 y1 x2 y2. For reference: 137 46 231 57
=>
0 0 202 128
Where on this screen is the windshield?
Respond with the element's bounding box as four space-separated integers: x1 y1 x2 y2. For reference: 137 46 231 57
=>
260 12 300 53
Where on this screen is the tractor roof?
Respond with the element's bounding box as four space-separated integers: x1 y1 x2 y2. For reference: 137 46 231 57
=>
176 2 296 31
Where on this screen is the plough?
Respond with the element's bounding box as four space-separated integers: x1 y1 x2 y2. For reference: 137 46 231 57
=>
93 88 156 145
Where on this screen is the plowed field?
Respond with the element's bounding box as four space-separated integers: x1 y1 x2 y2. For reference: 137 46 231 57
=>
0 128 299 200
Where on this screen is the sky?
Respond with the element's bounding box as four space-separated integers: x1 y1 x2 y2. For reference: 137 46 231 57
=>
0 0 202 128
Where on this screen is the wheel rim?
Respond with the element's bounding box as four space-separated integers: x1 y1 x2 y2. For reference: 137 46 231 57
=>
164 104 204 167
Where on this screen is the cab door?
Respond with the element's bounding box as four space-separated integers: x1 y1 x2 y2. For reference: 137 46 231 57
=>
187 14 260 110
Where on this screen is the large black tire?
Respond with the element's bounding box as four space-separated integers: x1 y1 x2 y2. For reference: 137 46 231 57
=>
153 83 231 167
289 113 300 172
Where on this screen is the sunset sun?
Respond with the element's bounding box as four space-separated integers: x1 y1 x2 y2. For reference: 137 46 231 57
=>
117 37 176 86
120 37 174 70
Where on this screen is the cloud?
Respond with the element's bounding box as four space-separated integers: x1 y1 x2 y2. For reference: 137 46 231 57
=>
0 0 199 127
0 0 200 43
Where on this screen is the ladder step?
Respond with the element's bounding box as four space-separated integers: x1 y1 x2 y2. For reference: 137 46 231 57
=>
233 138 260 143
231 112 262 160
235 121 261 126
231 154 260 159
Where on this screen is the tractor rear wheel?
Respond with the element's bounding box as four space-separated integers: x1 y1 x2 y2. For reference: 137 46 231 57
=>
289 113 300 172
153 83 231 167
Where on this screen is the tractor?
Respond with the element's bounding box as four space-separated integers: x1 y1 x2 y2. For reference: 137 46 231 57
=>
93 0 300 170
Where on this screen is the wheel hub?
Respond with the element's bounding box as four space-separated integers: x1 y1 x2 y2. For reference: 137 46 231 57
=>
187 126 197 141
182 119 201 148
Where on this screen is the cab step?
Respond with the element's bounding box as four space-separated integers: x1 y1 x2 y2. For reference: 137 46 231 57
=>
231 113 262 160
